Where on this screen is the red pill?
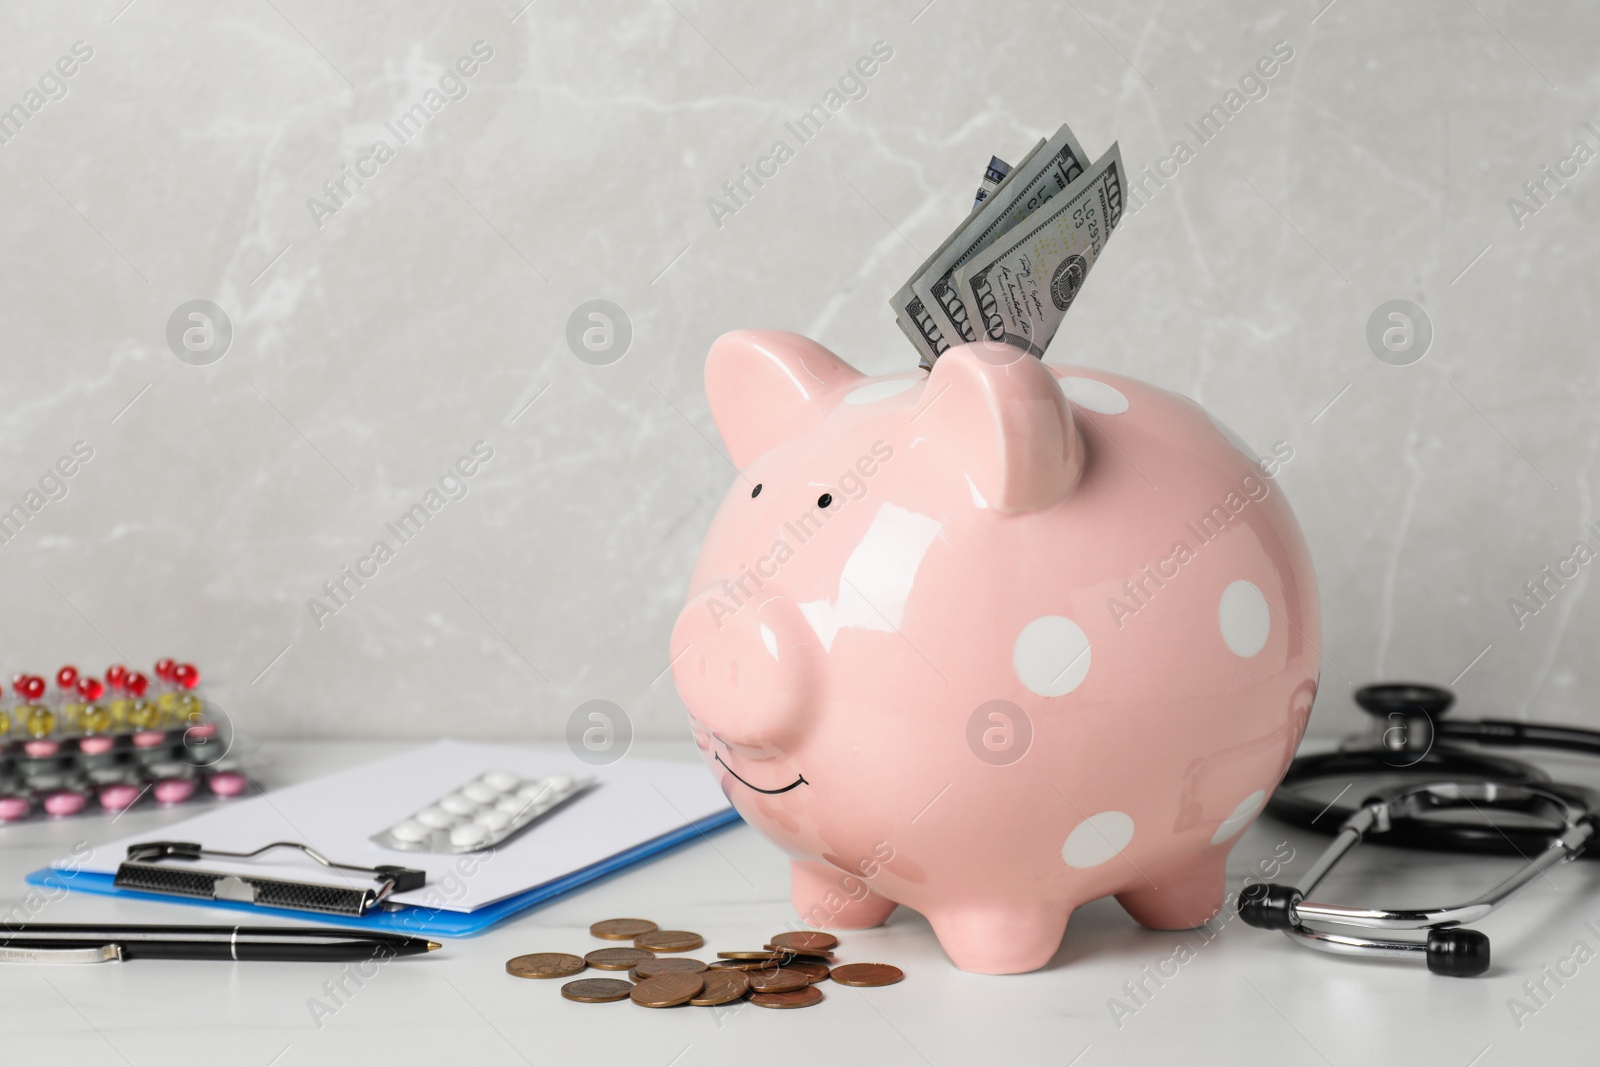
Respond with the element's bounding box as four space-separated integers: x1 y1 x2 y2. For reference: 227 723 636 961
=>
77 677 106 702
125 672 149 697
154 658 177 681
56 665 79 689
174 663 200 689
106 664 129 689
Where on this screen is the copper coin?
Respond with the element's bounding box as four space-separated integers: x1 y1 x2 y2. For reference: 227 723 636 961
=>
764 945 836 961
717 950 787 961
590 918 658 941
585 947 654 970
769 930 838 953
630 972 704 1008
632 957 707 978
561 977 634 1003
689 969 751 1006
751 986 825 1009
708 958 786 972
634 930 704 953
506 952 586 979
786 960 831 983
745 967 810 993
830 962 904 987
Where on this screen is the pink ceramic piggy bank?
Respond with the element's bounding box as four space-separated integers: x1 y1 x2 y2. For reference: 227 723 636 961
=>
671 330 1319 974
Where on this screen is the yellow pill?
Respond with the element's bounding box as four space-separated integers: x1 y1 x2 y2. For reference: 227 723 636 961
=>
128 700 157 729
63 702 86 729
157 692 179 713
179 694 203 723
0 710 9 736
109 698 131 726
27 706 57 737
83 704 113 734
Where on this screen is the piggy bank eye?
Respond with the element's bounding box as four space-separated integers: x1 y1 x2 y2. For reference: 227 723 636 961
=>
817 493 833 508
751 484 762 498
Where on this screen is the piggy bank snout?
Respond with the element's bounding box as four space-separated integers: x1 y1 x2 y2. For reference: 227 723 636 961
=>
670 592 818 749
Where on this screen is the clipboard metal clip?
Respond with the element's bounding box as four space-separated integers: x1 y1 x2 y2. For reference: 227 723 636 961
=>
115 841 427 917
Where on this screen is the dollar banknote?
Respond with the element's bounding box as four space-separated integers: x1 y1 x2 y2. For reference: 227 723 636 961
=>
972 155 1012 211
911 124 1090 350
889 139 1045 366
947 143 1124 357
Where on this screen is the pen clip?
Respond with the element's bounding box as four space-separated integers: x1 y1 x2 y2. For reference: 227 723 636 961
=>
0 944 122 964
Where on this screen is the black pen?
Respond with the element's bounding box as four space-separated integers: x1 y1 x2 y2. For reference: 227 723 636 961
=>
0 924 441 963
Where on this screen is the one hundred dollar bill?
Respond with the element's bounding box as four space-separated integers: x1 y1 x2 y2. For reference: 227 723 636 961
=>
972 155 1012 211
947 143 1124 357
889 138 1046 365
912 124 1090 352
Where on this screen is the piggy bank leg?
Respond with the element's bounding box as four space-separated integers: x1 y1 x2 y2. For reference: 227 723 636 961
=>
925 904 1073 975
1114 849 1228 931
790 860 897 930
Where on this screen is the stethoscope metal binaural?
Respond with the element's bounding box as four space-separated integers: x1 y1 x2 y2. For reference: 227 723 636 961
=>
1241 683 1600 977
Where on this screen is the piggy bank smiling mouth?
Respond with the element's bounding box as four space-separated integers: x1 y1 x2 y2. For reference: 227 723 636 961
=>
713 752 808 795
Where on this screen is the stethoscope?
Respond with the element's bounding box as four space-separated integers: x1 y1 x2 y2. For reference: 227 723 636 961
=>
1241 683 1600 976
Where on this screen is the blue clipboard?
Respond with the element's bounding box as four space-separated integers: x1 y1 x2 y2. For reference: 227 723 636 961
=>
26 807 741 937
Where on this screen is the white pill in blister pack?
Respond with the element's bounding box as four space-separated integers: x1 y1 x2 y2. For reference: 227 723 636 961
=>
462 782 499 805
416 806 455 829
483 770 521 792
440 793 477 816
370 769 591 854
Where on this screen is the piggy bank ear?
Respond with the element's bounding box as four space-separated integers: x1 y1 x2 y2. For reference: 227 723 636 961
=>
918 342 1086 514
706 330 865 467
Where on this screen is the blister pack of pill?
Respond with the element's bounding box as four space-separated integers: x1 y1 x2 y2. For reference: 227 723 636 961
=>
1 658 251 824
370 769 592 854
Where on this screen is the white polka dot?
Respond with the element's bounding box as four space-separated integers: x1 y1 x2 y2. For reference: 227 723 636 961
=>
844 378 919 405
1062 811 1135 868
1058 376 1128 414
1219 580 1271 657
1210 790 1266 844
1013 616 1091 697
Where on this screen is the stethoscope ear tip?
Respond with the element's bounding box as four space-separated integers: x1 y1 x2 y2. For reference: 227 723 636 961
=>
1426 928 1490 977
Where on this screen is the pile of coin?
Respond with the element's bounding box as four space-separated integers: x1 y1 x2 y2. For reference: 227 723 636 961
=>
891 122 1125 368
504 918 903 1011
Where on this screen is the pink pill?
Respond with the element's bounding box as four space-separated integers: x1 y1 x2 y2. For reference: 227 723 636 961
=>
43 791 87 816
23 740 59 757
207 771 247 797
185 722 218 740
99 784 144 811
0 796 31 822
79 737 116 755
152 778 195 804
132 731 168 749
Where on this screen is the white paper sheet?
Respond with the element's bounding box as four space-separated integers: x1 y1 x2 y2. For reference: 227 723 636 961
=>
56 740 732 913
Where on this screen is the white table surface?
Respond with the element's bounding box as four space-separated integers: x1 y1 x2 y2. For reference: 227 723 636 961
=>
3 740 1598 1067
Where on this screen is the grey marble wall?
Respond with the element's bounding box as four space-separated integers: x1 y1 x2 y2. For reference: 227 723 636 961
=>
2 0 1597 746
